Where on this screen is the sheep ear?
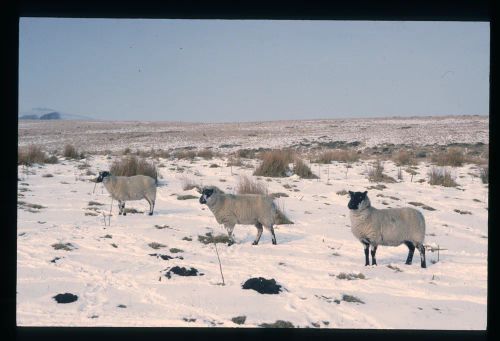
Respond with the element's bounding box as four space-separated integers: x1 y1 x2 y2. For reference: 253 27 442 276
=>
195 186 202 194
363 191 368 196
348 191 354 196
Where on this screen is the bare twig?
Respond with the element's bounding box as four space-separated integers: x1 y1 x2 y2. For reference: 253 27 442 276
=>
213 240 225 286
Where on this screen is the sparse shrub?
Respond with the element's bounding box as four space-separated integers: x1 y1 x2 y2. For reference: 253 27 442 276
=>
227 157 243 167
343 271 362 278
148 242 166 249
122 147 131 155
236 175 268 195
393 150 415 166
110 155 158 181
18 145 50 165
367 160 396 183
209 163 219 168
293 158 318 179
432 148 465 167
45 155 59 164
237 149 257 159
198 232 231 245
42 173 54 178
428 167 458 187
174 150 197 160
254 149 294 177
480 165 488 184
63 144 84 159
181 177 201 191
314 149 359 164
336 189 348 196
197 149 215 159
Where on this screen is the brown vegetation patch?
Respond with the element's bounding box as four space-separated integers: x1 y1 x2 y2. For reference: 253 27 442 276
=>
254 150 294 177
428 167 458 187
236 175 268 195
110 155 158 180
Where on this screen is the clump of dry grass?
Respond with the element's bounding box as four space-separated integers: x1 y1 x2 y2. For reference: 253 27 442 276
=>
174 150 197 160
63 144 84 159
197 149 217 160
237 149 257 159
427 167 458 187
254 149 294 177
227 157 244 167
367 160 396 183
181 176 201 191
18 145 52 166
293 158 318 179
236 175 268 195
314 149 359 164
110 155 158 181
431 148 465 167
393 150 415 166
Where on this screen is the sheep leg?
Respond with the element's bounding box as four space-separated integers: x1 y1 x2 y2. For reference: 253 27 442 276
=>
121 202 127 216
370 245 378 266
145 197 154 216
118 201 124 215
225 224 235 246
416 243 427 268
252 223 263 245
268 224 277 245
404 241 415 265
362 240 370 266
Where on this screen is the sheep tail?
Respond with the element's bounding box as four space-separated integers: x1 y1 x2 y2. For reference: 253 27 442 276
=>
273 200 294 225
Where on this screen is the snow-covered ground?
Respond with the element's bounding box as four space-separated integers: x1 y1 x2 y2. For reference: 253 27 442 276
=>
17 117 488 328
18 115 488 153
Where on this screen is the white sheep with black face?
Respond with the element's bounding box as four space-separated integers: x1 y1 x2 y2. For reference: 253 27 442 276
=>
348 191 427 268
96 171 157 216
199 186 278 245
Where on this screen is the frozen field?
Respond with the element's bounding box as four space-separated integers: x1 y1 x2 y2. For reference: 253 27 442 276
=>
18 115 488 153
16 117 488 328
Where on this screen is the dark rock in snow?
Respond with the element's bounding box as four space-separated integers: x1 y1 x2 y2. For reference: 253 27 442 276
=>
53 293 78 303
164 266 203 279
242 277 282 294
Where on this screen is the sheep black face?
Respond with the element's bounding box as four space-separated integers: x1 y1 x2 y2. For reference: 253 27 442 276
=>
348 191 368 210
199 188 214 204
96 171 111 183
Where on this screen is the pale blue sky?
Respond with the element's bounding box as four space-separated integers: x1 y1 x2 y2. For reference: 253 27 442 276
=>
19 18 489 122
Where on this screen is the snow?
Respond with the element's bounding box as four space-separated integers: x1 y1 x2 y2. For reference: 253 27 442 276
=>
17 118 488 329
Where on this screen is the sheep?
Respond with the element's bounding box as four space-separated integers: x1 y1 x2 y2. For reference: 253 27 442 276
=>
199 186 278 245
347 191 426 268
96 171 157 216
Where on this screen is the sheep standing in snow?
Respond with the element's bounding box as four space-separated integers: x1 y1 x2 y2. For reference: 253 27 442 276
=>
96 171 157 216
199 186 278 245
348 191 427 268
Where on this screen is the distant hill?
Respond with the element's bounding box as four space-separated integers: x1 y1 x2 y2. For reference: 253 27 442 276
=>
40 112 61 120
19 114 39 120
18 109 96 121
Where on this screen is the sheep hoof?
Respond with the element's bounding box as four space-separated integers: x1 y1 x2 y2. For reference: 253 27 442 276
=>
252 241 258 245
228 241 235 246
148 212 153 216
272 240 277 245
123 212 127 216
405 261 412 265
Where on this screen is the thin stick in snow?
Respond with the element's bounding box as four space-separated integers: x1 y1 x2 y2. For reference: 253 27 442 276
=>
213 241 225 286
